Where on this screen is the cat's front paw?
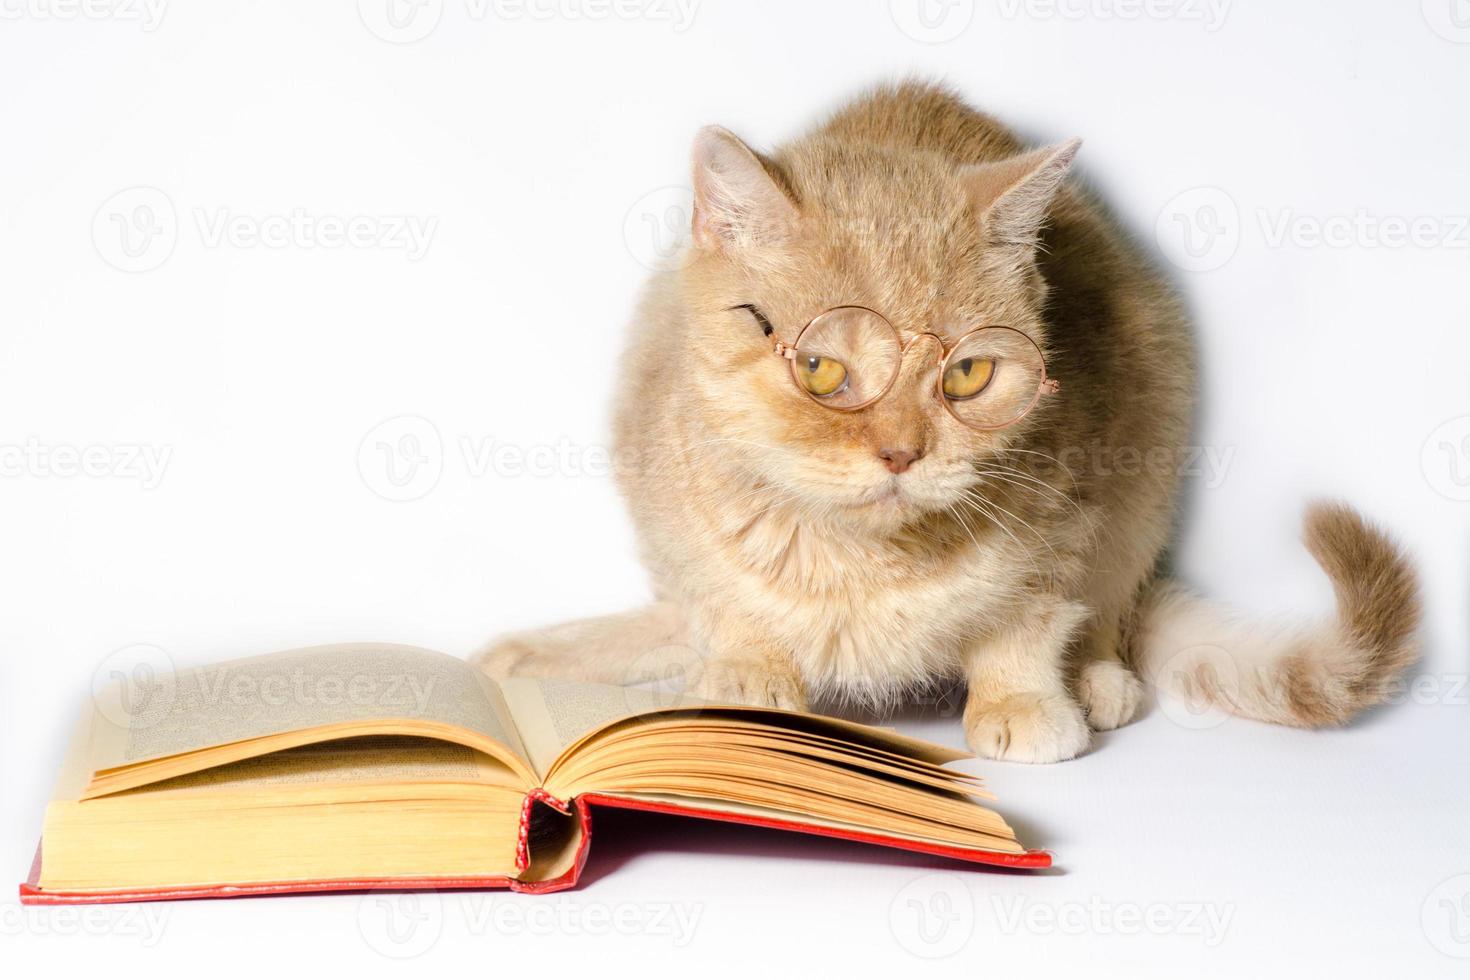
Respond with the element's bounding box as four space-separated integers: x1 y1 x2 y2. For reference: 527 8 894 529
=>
470 637 536 679
1077 659 1143 731
689 656 807 711
964 692 1090 763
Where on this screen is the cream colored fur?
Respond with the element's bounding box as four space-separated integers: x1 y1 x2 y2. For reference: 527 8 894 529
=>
475 83 1420 762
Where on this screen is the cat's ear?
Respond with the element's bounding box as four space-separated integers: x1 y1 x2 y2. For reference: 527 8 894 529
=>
690 125 799 252
959 138 1081 252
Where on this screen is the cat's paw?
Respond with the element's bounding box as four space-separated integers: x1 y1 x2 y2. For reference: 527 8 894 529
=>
470 637 537 679
690 656 807 711
1077 659 1144 731
964 692 1090 763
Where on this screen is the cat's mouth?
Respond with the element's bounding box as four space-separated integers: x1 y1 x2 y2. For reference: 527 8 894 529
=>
855 479 908 508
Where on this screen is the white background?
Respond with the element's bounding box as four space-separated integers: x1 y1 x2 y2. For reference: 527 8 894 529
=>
2 1 1468 976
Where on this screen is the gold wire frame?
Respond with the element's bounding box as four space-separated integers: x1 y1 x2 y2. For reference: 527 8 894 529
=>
769 305 1059 431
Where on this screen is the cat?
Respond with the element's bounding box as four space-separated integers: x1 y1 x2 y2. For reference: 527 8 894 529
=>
474 81 1420 763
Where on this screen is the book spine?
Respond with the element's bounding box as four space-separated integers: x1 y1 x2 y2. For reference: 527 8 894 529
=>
514 787 572 873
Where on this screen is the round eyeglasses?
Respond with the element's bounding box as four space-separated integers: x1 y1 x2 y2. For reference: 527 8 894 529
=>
764 305 1059 431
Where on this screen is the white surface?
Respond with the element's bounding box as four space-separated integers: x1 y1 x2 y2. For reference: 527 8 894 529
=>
2 1 1468 976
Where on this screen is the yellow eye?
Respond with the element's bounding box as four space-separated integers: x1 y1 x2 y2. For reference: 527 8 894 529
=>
797 354 848 397
942 357 996 400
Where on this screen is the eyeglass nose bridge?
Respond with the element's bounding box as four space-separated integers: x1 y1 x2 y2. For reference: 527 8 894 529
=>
898 330 949 365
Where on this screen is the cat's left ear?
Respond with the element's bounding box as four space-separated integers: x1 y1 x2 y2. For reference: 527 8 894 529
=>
958 138 1081 253
690 125 799 252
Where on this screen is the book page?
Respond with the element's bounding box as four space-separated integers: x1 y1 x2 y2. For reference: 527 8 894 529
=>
500 676 966 781
501 677 681 777
88 643 528 771
117 736 525 795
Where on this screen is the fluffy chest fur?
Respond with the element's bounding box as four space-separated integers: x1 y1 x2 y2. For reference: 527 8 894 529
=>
673 479 1029 703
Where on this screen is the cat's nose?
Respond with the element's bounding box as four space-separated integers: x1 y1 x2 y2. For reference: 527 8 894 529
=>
877 447 922 474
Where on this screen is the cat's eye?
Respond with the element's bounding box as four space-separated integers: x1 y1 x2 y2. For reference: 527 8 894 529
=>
745 304 1058 429
796 355 848 397
941 357 996 401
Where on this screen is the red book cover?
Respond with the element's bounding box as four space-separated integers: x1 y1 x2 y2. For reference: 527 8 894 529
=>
19 792 1051 905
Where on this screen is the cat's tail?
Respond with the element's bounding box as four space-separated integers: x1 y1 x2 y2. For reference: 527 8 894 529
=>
1129 501 1421 727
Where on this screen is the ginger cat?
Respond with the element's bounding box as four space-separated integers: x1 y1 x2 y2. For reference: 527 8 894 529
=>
475 82 1419 763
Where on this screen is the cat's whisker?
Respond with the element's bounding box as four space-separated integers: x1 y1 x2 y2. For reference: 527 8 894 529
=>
993 447 1080 491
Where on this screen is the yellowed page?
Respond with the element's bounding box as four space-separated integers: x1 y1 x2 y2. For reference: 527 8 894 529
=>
123 735 524 796
89 643 527 772
500 676 968 781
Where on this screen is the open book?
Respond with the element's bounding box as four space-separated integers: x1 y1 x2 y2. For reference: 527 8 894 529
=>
21 643 1048 904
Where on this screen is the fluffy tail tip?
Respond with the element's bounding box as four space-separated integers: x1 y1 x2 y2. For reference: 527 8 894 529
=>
1289 499 1422 724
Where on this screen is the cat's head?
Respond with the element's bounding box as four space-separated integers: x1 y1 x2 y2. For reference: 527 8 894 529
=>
676 124 1078 531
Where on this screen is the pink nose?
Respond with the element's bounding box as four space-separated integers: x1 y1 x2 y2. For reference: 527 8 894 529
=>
877 448 921 474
